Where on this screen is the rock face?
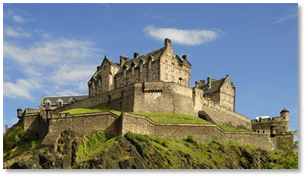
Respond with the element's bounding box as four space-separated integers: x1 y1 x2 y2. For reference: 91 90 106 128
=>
3 122 298 169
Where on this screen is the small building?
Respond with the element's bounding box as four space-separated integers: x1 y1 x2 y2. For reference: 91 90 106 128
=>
40 95 88 110
195 75 236 111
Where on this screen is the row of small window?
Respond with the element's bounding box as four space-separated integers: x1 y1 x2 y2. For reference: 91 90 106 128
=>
123 62 151 78
164 73 186 85
119 74 156 87
164 62 189 75
92 77 108 89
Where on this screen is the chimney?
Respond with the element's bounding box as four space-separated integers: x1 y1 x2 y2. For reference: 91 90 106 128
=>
207 77 211 84
134 52 139 58
182 54 188 60
164 38 171 47
17 108 23 119
97 66 100 71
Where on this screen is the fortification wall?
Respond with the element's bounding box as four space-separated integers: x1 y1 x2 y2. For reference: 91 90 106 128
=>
55 84 136 112
202 99 252 129
251 117 290 134
121 113 274 150
41 112 120 146
133 82 199 116
23 109 40 132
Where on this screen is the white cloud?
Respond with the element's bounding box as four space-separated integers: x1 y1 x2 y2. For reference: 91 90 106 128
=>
4 9 31 24
4 37 103 99
144 26 220 46
3 79 41 99
4 26 31 38
52 64 96 87
277 6 298 23
4 39 102 65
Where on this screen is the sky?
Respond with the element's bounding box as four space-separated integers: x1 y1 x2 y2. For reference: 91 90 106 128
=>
3 3 298 131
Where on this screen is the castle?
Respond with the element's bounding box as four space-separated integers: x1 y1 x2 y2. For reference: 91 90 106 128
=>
11 38 294 151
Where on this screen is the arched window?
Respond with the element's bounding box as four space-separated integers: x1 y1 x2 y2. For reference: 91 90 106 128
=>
132 66 135 75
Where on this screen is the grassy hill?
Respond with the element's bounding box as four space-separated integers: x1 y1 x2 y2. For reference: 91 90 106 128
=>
3 121 298 169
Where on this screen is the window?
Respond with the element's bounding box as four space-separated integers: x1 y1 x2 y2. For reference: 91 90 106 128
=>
56 100 63 108
153 73 156 79
148 61 152 70
171 76 174 82
135 78 139 83
164 62 168 69
123 70 127 79
98 79 101 87
45 100 51 108
105 77 107 86
143 76 147 82
171 64 174 72
132 67 135 75
140 64 143 72
164 73 168 80
92 82 95 89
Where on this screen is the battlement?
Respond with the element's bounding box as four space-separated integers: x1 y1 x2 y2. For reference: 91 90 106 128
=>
251 116 285 123
251 109 290 135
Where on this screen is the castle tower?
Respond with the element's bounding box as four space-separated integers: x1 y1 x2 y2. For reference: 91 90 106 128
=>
280 108 290 132
280 109 290 122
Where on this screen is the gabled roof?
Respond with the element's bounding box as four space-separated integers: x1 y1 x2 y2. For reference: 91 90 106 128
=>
117 47 166 73
101 56 120 69
198 78 226 94
176 55 192 67
42 95 88 106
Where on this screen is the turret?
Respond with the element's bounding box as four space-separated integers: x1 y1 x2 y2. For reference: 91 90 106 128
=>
280 108 290 132
17 108 23 119
280 108 289 121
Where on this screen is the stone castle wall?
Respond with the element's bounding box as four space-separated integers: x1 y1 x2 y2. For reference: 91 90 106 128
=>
121 113 274 150
55 81 252 129
202 99 252 129
41 112 120 147
21 110 291 151
251 116 290 134
56 83 136 112
133 82 198 116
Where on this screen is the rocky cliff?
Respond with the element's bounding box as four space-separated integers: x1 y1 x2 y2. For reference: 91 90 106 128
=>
3 121 298 169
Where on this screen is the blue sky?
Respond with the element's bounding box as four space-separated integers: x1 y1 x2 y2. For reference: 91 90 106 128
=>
3 3 298 131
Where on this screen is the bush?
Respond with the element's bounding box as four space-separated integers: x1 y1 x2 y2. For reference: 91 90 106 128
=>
186 135 197 144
